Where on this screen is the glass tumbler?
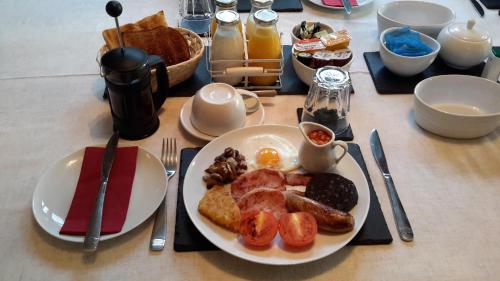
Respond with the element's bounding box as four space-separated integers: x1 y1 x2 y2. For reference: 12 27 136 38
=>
179 0 213 35
301 66 352 135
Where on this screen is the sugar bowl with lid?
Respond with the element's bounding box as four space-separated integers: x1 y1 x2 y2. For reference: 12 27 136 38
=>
437 19 492 69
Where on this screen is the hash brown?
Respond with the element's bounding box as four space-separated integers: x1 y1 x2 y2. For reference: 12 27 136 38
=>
198 185 241 232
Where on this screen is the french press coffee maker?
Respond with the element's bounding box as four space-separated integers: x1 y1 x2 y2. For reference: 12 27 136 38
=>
99 1 170 140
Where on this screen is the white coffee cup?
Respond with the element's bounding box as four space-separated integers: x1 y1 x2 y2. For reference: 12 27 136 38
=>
190 83 261 136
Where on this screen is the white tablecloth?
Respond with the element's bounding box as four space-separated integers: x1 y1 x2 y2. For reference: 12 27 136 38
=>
1 1 499 280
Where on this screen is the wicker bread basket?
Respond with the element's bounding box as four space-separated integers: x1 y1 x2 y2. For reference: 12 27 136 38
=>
98 27 204 89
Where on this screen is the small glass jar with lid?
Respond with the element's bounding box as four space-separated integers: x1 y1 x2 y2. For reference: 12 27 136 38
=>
211 0 242 35
211 10 245 85
246 0 273 40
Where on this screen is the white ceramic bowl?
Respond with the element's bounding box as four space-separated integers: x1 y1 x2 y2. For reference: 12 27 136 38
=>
414 75 500 139
190 83 246 136
377 1 455 38
291 22 334 45
291 53 353 86
379 27 440 77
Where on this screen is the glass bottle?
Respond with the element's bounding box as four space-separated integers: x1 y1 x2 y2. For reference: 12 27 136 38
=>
211 0 242 36
246 0 273 41
247 9 281 86
211 10 244 85
302 67 352 135
179 0 212 35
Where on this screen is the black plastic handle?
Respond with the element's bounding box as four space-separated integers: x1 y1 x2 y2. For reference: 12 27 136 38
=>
148 55 169 112
106 1 122 18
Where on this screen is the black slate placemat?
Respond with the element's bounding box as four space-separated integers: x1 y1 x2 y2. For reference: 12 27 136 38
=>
281 45 311 94
237 0 303 12
174 147 214 251
363 51 486 94
478 0 500 9
296 108 354 141
210 0 303 12
173 144 392 252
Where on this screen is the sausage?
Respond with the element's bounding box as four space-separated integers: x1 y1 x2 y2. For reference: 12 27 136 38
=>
284 190 354 233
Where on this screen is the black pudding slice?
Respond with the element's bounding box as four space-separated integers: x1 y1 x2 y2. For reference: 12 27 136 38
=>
305 173 358 212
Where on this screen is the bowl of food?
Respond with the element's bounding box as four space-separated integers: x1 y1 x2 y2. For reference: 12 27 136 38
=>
292 51 353 86
379 27 440 77
377 0 455 38
292 29 353 86
291 21 334 45
414 75 500 139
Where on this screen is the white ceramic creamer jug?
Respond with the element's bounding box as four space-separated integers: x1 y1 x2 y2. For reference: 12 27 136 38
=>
298 122 348 173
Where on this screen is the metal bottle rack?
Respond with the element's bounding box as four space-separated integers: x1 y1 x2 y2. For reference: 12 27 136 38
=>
206 27 284 90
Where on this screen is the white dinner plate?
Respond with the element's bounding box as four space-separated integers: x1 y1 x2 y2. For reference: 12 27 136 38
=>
306 0 373 10
32 146 167 243
183 125 370 265
179 92 265 142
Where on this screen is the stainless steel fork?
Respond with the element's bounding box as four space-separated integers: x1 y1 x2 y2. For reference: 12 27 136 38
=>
150 138 177 251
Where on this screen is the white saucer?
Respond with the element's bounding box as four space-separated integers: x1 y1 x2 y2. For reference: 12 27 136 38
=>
180 93 265 141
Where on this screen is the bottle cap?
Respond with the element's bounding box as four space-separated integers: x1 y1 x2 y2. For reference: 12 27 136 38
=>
254 9 278 26
215 10 240 26
215 0 237 9
251 0 273 9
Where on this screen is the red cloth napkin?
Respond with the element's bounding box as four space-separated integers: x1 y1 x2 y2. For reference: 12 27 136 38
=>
322 0 358 7
60 146 138 235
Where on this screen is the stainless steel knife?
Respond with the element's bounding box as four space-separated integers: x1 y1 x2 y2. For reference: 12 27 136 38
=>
83 132 120 251
370 129 414 242
470 0 485 17
341 0 352 15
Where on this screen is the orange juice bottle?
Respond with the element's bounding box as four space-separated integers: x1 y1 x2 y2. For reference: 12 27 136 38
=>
248 9 281 86
211 0 242 36
246 0 273 41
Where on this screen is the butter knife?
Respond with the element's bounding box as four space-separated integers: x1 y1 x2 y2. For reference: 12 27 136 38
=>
83 132 120 251
470 0 484 17
341 0 352 15
370 129 413 242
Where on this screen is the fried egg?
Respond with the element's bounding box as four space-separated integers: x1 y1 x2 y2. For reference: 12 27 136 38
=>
240 134 300 172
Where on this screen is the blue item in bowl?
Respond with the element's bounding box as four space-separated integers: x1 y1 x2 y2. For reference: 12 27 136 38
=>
384 27 433 57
